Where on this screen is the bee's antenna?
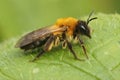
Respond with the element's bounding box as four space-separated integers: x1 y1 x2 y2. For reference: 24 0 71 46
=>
87 11 97 25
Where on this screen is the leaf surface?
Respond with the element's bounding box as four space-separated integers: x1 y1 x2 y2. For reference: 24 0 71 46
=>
0 13 120 80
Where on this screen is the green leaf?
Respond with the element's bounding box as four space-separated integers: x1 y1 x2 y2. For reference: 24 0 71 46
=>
0 13 120 80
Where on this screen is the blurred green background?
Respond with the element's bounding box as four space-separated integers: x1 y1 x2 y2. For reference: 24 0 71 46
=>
0 0 119 42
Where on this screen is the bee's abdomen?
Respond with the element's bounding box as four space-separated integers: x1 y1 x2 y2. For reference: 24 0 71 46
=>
20 36 50 51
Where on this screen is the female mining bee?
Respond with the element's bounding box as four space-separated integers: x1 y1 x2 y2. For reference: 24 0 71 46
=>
15 12 97 61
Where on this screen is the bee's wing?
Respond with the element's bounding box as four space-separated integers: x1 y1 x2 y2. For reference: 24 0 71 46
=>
15 25 66 48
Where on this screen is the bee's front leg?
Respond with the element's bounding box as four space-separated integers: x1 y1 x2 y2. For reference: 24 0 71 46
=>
77 35 88 59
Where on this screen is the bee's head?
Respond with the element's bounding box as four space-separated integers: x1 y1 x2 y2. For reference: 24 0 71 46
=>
75 12 97 38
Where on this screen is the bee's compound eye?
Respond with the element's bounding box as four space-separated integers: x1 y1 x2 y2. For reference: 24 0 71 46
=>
81 25 86 30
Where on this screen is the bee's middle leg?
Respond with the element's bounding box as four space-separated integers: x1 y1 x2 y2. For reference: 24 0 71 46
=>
62 33 84 61
66 40 84 61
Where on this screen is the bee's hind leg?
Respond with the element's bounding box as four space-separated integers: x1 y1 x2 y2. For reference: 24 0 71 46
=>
30 49 45 62
30 35 55 62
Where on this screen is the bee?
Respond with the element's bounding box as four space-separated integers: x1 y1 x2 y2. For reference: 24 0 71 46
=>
15 12 97 61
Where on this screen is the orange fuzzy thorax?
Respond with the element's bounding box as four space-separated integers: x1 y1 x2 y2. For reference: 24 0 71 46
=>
55 17 78 36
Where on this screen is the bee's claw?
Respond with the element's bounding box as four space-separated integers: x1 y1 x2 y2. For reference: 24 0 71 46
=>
75 57 85 61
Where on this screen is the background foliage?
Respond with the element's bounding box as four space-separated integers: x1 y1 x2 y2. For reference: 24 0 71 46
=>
0 0 120 42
